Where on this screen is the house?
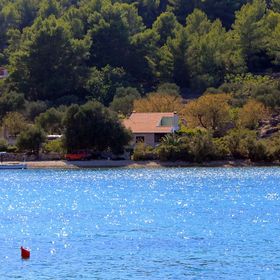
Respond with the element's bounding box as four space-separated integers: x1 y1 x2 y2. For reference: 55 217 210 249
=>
123 112 179 147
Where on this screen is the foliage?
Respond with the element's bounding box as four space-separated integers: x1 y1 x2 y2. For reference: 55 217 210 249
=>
156 134 190 161
8 15 90 102
25 100 48 120
0 0 278 107
0 91 25 120
64 101 131 154
16 125 46 154
156 83 180 96
238 99 268 129
0 138 8 151
85 66 127 105
184 93 232 134
43 138 64 154
0 0 279 162
109 87 141 115
35 107 64 134
188 131 217 162
134 92 183 113
231 0 267 71
220 73 280 107
132 142 157 160
223 128 257 159
2 111 27 137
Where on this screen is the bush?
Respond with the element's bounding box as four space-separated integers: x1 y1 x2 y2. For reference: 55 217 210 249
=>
157 144 182 161
132 142 157 161
265 134 280 161
247 139 269 162
224 129 256 159
7 145 17 153
156 135 192 161
0 92 25 120
189 133 216 163
35 107 64 134
213 137 230 159
25 101 48 120
43 139 64 154
16 126 46 154
0 139 8 151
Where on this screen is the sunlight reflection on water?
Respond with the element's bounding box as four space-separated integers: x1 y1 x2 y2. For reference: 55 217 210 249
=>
0 167 280 279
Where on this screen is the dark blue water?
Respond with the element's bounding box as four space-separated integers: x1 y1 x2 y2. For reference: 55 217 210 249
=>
0 168 280 279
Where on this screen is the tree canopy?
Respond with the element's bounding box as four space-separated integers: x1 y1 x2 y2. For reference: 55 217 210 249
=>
64 101 131 154
0 0 278 105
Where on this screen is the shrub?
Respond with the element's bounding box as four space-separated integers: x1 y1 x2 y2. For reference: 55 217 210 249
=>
25 101 48 120
157 144 182 161
0 139 8 151
156 135 192 161
265 134 280 161
247 139 269 162
212 137 230 159
238 99 268 129
224 129 256 159
189 132 216 163
16 126 46 154
43 139 64 154
132 142 157 161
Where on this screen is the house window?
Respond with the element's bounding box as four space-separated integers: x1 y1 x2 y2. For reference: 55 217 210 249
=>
154 133 167 143
136 136 145 143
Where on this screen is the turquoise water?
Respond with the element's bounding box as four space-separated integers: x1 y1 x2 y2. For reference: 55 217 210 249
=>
0 168 280 279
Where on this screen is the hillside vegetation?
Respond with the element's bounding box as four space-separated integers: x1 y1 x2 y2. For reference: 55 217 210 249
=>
0 0 279 160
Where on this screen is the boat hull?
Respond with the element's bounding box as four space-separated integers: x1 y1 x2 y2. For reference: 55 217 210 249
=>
0 164 27 169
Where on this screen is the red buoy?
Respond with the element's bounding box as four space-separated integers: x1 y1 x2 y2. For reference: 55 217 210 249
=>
21 246 30 259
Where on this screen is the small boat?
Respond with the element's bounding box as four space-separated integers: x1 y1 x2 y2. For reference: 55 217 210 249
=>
0 152 27 169
0 163 27 169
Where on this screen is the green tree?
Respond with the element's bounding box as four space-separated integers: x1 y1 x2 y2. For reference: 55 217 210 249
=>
224 128 257 159
0 91 25 120
35 107 64 134
186 9 245 90
159 27 189 87
16 125 45 154
134 92 183 113
152 12 180 46
88 2 144 68
168 0 200 24
221 73 280 107
271 0 280 12
9 15 90 101
184 93 232 134
238 99 268 129
25 100 48 120
266 11 280 64
232 0 267 71
38 0 62 19
64 101 131 154
2 111 27 137
157 83 180 96
85 65 127 105
110 87 141 115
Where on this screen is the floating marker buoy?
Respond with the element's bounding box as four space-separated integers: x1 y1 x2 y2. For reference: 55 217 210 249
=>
21 246 30 259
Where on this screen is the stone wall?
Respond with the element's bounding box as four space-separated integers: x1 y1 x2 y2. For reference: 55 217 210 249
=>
1 152 63 162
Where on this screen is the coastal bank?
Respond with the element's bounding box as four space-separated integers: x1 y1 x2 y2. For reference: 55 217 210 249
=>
3 160 279 169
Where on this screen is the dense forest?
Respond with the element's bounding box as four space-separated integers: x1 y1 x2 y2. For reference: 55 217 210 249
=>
0 0 280 104
0 0 280 160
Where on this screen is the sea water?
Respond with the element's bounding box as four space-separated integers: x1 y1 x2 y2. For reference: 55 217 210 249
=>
0 167 280 279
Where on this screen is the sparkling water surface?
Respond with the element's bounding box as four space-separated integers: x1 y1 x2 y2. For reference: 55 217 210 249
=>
0 167 280 279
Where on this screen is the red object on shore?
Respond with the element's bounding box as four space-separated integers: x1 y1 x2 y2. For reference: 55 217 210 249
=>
21 246 30 259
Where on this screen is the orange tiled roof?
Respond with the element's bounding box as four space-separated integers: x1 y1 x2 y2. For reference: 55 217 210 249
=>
123 112 177 133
